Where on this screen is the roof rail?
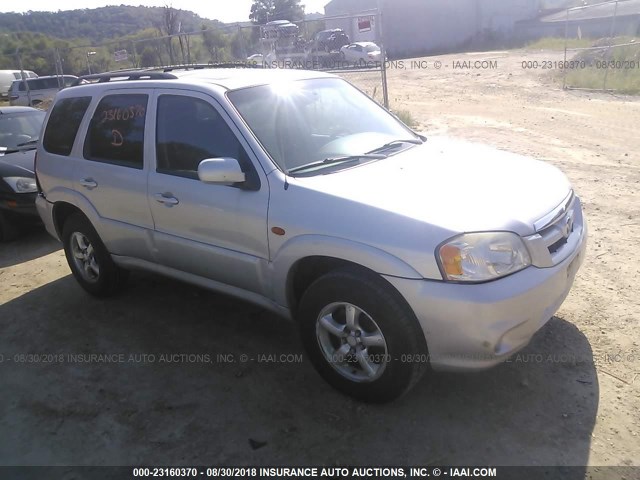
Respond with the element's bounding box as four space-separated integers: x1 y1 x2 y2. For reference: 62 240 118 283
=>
160 62 264 72
72 71 177 87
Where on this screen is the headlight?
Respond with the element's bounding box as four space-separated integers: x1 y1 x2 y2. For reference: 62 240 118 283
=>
437 232 532 282
3 176 37 193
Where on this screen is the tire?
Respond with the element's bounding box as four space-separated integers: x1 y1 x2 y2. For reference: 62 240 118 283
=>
299 267 428 403
61 213 128 297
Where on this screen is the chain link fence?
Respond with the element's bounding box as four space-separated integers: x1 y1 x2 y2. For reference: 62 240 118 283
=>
562 0 640 93
1 10 389 107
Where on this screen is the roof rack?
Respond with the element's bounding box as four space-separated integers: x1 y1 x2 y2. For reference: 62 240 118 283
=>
71 62 265 87
160 62 264 72
72 71 177 86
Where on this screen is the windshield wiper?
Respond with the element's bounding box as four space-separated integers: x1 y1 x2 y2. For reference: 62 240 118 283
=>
287 154 387 175
367 138 424 154
16 138 39 148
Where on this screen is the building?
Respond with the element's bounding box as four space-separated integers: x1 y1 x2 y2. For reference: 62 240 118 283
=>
518 0 640 40
324 0 543 57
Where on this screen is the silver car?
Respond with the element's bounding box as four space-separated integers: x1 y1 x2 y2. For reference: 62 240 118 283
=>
9 75 77 107
35 68 587 402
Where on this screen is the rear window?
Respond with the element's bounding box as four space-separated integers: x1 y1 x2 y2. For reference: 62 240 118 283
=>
43 97 92 156
83 94 148 169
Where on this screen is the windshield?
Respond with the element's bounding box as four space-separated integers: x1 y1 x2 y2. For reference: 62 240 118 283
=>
0 110 45 150
227 78 419 175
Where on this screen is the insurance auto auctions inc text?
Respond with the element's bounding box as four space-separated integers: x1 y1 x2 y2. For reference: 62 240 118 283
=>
256 467 497 478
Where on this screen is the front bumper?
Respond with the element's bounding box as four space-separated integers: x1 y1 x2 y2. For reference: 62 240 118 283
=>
385 215 587 372
0 192 40 223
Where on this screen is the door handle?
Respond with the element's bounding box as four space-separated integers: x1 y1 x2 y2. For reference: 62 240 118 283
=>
80 178 98 190
154 193 179 206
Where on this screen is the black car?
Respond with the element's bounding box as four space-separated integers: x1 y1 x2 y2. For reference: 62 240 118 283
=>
0 106 46 240
309 29 351 53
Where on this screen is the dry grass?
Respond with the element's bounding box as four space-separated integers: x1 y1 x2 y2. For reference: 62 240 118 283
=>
391 109 418 128
565 39 640 94
526 37 594 50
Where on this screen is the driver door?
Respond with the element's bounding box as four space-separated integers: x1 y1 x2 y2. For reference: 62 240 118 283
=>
147 89 270 295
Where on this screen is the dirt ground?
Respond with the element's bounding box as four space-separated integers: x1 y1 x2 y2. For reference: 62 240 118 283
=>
1 49 639 470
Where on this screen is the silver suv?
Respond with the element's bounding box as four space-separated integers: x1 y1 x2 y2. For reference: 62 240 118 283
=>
9 75 77 106
36 68 587 402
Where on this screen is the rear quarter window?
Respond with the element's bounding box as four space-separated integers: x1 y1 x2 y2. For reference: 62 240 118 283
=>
43 97 92 156
83 94 148 169
43 78 58 89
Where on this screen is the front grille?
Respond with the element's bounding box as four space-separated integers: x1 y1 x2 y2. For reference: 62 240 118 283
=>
539 198 576 253
525 191 584 268
527 192 580 267
547 232 571 255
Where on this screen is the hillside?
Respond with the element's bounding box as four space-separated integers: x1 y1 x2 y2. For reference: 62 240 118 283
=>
0 5 326 76
0 6 223 42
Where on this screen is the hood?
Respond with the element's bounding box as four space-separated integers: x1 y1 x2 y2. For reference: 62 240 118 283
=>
0 149 36 177
295 136 572 236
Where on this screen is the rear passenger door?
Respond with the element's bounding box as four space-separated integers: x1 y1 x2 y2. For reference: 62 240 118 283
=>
147 90 270 295
74 89 155 260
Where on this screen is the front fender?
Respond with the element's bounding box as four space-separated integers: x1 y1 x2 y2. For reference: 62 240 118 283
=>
268 234 423 307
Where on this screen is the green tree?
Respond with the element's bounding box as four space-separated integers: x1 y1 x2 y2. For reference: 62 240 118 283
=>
201 26 230 63
230 29 252 60
249 0 304 24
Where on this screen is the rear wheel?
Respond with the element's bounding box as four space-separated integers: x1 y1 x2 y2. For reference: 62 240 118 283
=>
299 267 428 403
62 213 128 296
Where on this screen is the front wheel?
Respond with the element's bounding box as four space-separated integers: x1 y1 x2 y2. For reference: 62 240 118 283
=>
299 267 428 403
62 213 128 297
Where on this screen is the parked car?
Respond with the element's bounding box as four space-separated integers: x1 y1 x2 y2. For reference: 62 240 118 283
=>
309 29 350 53
9 75 77 107
0 106 44 155
0 106 45 240
0 70 38 100
246 54 265 66
35 68 587 402
340 42 383 64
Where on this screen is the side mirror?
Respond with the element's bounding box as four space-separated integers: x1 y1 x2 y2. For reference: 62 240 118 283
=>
198 158 246 185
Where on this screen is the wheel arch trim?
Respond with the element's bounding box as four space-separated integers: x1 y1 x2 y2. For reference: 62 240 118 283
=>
269 234 423 308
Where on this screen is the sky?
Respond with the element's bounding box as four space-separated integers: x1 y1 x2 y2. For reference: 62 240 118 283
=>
0 0 329 23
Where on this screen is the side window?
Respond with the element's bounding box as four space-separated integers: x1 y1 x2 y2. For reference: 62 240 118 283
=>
31 79 45 90
156 95 246 179
84 94 148 169
43 97 92 156
45 78 60 89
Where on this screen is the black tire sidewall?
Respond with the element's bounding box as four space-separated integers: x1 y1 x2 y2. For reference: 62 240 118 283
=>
299 268 427 403
62 213 124 296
